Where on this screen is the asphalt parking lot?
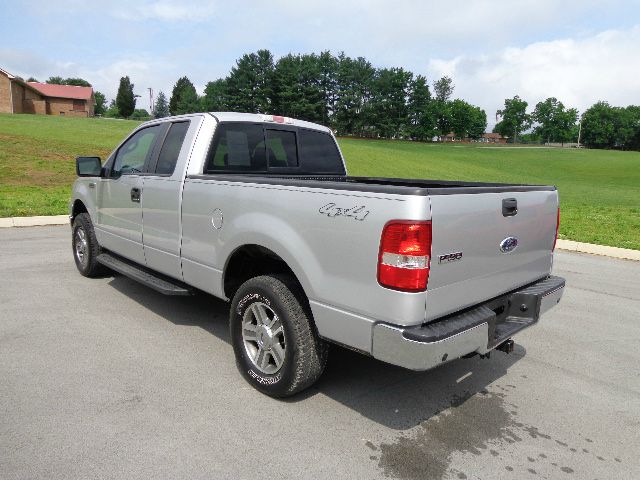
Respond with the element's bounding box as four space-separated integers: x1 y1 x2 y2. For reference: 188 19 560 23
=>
1 226 638 480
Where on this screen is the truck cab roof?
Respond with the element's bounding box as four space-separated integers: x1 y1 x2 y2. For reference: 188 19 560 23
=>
208 112 333 134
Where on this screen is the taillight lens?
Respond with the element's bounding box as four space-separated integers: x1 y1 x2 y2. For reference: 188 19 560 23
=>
378 221 432 292
553 207 560 251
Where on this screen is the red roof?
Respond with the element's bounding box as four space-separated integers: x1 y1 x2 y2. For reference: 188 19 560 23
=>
27 82 93 100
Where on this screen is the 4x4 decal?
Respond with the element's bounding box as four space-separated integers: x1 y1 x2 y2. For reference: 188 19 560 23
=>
319 203 370 221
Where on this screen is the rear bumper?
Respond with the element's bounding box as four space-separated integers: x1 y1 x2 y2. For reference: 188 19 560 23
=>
371 275 565 371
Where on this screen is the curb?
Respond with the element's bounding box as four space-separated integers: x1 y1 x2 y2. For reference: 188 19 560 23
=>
555 239 639 262
0 215 69 228
0 215 638 262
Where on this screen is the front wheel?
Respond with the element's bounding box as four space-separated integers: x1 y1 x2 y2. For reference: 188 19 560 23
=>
72 212 104 277
230 275 328 397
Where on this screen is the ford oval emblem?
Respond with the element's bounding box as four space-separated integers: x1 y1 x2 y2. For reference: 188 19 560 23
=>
500 236 518 253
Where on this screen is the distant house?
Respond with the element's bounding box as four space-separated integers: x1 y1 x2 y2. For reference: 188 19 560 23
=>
0 68 94 117
480 132 507 144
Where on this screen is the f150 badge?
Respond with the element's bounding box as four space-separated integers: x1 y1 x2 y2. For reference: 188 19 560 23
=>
439 252 463 264
319 203 369 221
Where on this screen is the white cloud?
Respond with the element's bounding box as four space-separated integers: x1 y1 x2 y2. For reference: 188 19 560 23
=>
3 2 639 120
111 0 218 22
428 26 640 125
23 0 219 22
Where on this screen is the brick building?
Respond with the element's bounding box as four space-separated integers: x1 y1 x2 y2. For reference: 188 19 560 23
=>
0 68 95 117
479 132 507 144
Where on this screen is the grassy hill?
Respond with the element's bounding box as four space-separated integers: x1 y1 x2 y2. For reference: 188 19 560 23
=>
1 113 638 250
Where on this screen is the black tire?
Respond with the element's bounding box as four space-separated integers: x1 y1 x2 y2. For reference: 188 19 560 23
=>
230 274 328 397
72 212 104 277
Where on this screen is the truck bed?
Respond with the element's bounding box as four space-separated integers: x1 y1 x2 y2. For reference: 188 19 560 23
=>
187 174 556 195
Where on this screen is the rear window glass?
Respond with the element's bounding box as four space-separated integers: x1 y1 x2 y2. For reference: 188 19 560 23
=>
206 123 266 172
156 121 190 175
298 129 345 174
266 129 298 168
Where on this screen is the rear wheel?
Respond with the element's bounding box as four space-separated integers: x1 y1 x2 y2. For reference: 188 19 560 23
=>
230 274 328 397
72 213 104 277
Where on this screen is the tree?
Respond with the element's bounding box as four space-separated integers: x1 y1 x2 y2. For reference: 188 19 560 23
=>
169 76 197 115
130 109 150 120
580 102 617 149
116 76 136 118
272 53 325 123
104 99 119 118
153 91 170 118
495 95 531 142
46 76 65 85
407 75 436 141
368 67 412 138
26 77 39 82
176 85 200 114
581 102 640 150
467 105 488 139
94 91 107 115
449 99 487 139
532 97 578 144
64 78 91 87
45 76 91 86
201 79 228 112
620 105 640 150
433 76 454 102
333 54 375 135
225 50 275 113
318 51 338 125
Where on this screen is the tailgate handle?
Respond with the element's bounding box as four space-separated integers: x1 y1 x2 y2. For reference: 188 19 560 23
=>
502 198 517 216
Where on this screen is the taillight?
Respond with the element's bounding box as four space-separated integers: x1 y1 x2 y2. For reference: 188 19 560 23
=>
378 221 432 292
553 207 560 251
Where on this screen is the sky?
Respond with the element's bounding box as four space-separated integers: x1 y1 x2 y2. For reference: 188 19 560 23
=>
1 0 639 125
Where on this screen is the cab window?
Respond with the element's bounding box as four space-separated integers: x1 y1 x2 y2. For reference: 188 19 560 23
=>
112 125 163 175
205 123 267 173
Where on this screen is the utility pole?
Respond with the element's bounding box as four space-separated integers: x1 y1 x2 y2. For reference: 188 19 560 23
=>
148 88 154 117
577 120 582 146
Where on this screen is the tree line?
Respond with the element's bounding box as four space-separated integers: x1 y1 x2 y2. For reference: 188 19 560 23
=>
152 49 488 141
33 49 640 150
493 95 640 150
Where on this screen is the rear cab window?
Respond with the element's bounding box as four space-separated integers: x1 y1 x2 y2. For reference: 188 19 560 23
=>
205 122 344 175
298 129 345 174
206 123 267 173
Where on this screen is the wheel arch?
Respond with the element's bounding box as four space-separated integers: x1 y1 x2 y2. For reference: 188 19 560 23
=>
71 199 88 222
223 244 308 302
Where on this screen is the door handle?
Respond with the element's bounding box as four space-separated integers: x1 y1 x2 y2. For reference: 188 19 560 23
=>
88 182 96 189
502 198 517 217
131 187 141 203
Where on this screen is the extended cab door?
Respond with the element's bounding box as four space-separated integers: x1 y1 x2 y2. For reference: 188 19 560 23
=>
95 124 164 265
140 119 195 279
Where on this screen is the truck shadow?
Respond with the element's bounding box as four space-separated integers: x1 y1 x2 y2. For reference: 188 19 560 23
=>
108 276 524 431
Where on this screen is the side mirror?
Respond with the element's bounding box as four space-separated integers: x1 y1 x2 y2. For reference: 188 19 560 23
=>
76 156 102 177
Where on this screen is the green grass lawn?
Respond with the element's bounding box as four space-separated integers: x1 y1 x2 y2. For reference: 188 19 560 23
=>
1 113 639 250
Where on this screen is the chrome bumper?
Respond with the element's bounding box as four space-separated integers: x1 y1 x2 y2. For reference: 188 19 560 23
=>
372 275 565 371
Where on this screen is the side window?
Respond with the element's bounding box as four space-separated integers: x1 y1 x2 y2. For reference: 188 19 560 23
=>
266 129 298 168
205 123 267 173
113 125 163 175
298 129 345 174
155 121 190 175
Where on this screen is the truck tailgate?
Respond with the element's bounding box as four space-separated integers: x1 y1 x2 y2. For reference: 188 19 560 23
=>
425 189 558 321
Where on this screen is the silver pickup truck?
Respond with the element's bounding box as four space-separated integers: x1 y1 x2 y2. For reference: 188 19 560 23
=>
70 112 565 397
